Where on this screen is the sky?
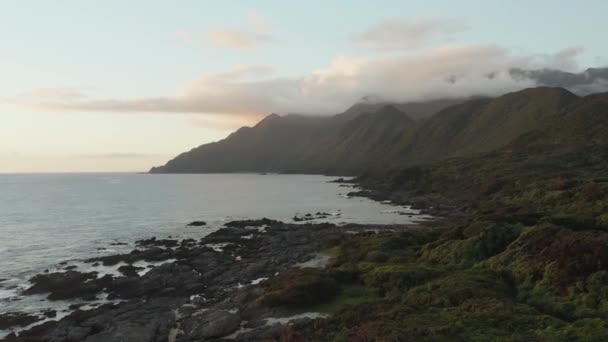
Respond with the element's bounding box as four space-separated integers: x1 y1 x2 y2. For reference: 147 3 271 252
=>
1 0 607 173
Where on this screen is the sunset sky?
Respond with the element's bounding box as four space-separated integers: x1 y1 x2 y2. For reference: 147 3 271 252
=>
1 0 607 172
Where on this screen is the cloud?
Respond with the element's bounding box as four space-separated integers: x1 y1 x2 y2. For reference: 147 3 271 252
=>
206 30 273 50
12 44 608 116
353 18 467 51
201 9 273 50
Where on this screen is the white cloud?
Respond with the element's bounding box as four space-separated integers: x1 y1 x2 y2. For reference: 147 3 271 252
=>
352 18 467 51
541 46 584 71
15 44 589 116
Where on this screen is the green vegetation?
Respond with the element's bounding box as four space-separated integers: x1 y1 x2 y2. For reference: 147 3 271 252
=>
251 90 608 340
258 268 340 307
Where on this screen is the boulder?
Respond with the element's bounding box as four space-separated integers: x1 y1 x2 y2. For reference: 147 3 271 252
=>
186 221 207 226
181 309 240 339
24 271 101 300
0 312 42 329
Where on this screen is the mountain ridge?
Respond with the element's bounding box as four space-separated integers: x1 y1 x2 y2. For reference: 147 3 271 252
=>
150 86 602 175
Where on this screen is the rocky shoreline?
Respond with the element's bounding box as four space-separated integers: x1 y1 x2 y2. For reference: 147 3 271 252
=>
333 177 465 220
1 218 416 341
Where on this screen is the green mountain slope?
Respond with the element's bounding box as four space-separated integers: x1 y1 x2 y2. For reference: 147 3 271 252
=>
151 87 601 175
150 99 458 173
297 105 416 174
150 114 329 173
386 87 579 167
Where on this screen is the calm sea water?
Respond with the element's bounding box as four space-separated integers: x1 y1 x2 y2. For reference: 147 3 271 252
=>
0 173 424 329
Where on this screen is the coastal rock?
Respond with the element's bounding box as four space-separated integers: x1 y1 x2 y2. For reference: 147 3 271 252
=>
186 220 206 226
232 323 284 341
68 303 87 310
15 298 182 342
0 312 42 329
223 218 279 228
24 271 101 300
118 265 144 278
136 237 179 248
180 309 241 339
12 219 405 341
201 227 252 244
85 246 172 266
42 310 57 318
109 263 203 299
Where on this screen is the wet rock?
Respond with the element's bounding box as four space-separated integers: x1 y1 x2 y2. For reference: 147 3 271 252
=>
86 246 173 266
0 312 43 329
330 177 352 183
66 326 92 341
68 303 87 310
17 298 183 342
202 227 251 244
180 238 197 248
109 263 203 299
186 220 206 226
136 237 179 248
118 265 144 278
224 218 279 228
233 323 283 341
293 215 314 222
42 310 57 318
180 309 240 339
24 271 102 300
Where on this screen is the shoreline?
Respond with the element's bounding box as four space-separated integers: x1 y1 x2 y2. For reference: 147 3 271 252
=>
1 217 428 341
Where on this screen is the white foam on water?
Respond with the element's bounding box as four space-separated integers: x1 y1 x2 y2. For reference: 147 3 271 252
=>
250 277 268 285
264 312 328 325
245 225 267 233
0 291 121 339
205 243 232 252
189 294 205 302
0 288 16 301
133 259 177 276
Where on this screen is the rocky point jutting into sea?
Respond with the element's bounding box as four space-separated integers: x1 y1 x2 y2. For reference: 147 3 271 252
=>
0 192 443 342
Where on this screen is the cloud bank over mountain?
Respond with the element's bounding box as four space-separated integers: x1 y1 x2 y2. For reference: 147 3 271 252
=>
10 16 608 117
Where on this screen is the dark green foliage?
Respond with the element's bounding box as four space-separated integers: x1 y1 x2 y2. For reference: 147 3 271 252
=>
267 89 608 339
258 268 340 307
420 223 523 265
